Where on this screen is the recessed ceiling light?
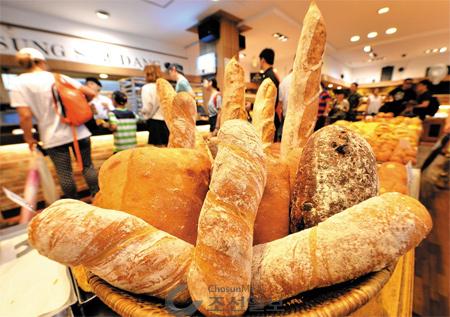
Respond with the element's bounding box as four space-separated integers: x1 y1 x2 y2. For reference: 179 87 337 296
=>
327 83 333 88
378 7 390 14
432 48 439 53
363 45 372 53
281 37 288 42
273 33 280 38
96 10 110 20
367 32 378 39
337 86 342 90
350 35 360 42
385 27 397 35
425 49 432 54
239 52 246 59
440 47 448 53
99 73 108 79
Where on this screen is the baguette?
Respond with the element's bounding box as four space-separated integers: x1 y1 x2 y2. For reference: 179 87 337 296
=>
30 193 431 309
251 192 432 304
290 125 379 231
281 1 326 159
28 199 194 303
252 78 277 147
156 78 176 125
188 119 266 316
168 92 197 148
219 58 247 126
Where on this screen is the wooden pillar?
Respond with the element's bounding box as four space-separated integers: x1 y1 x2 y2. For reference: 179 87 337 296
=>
215 17 240 90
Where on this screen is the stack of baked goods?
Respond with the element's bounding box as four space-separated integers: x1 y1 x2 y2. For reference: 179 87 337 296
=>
334 116 422 164
378 162 409 195
27 3 432 317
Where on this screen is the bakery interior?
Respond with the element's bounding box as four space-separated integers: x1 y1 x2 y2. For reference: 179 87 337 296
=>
0 0 449 316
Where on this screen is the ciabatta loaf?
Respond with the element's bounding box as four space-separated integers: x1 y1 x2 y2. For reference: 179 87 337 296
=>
28 199 193 303
188 120 266 316
290 125 378 231
281 1 326 159
251 192 432 304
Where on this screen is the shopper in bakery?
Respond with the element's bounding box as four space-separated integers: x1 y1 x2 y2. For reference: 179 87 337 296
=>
347 82 362 121
380 78 416 116
204 77 222 133
10 48 99 199
141 64 169 146
259 48 281 141
328 90 349 124
366 87 383 115
411 79 440 120
102 91 138 153
314 82 333 130
84 77 114 133
166 63 195 98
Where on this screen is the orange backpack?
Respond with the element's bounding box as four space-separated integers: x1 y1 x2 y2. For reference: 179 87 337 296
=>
52 73 93 171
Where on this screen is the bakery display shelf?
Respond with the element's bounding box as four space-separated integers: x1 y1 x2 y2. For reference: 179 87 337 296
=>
87 264 395 317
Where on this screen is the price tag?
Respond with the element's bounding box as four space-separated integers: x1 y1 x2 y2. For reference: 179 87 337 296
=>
2 187 36 213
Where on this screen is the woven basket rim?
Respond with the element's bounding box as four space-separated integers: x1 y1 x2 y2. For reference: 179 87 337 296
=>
87 262 395 317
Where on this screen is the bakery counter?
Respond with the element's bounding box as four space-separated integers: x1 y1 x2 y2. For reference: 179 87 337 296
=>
0 132 150 218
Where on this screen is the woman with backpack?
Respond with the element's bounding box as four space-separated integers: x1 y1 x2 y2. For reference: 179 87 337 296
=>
204 77 221 133
10 48 99 199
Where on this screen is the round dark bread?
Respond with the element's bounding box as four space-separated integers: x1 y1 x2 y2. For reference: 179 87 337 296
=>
290 125 379 231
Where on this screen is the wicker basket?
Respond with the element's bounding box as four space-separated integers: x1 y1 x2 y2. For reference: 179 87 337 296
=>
87 263 395 317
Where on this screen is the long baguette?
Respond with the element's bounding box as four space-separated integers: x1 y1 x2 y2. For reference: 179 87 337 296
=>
252 78 277 147
29 192 431 308
251 192 432 304
28 199 193 303
280 1 326 158
168 92 197 148
156 78 176 124
188 119 267 316
219 58 247 126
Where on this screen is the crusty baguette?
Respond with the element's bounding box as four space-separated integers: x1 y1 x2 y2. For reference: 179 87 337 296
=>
252 78 277 147
280 1 326 159
219 58 247 126
167 92 197 148
188 119 267 316
156 78 176 125
290 125 379 231
28 199 194 304
93 146 210 245
251 192 432 304
30 193 431 309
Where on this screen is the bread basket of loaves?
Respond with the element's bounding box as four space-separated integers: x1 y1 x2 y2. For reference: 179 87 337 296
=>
27 2 432 317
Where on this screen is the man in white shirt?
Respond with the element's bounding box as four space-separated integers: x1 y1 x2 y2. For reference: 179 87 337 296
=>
367 88 383 115
85 77 114 120
278 71 293 119
10 48 99 199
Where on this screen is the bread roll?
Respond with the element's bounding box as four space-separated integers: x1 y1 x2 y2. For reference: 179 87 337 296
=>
253 156 290 245
290 125 378 231
251 192 432 304
156 78 176 124
379 162 408 195
93 147 210 245
219 58 247 126
28 199 194 303
188 120 266 316
252 78 277 147
281 1 326 158
168 92 197 148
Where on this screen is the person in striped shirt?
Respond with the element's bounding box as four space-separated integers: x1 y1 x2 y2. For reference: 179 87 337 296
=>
102 91 138 153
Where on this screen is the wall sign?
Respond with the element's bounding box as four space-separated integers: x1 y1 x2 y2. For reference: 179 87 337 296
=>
0 24 187 70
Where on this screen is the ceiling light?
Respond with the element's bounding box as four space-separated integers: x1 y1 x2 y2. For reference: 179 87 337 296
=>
281 37 288 42
350 35 360 42
425 49 431 54
99 73 108 79
432 48 439 53
378 7 390 14
367 32 378 39
439 47 448 53
239 52 246 59
363 45 372 53
327 84 333 88
385 27 397 35
337 86 342 90
96 10 110 20
273 33 280 38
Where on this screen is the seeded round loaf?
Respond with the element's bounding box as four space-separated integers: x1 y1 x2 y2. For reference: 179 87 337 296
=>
290 125 379 231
